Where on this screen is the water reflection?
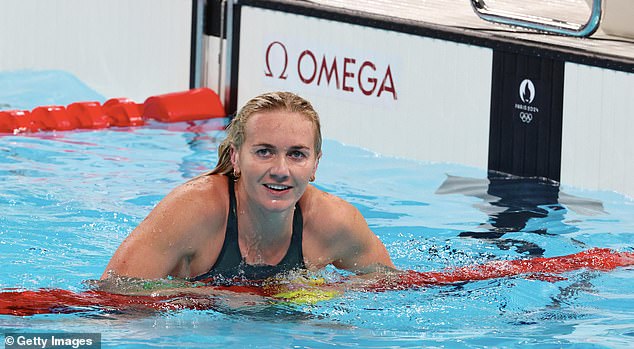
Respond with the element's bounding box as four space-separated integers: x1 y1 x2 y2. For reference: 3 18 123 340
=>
436 171 606 256
175 119 227 178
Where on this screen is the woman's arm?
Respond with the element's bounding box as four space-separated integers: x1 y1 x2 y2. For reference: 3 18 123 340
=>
304 188 395 273
331 203 395 273
101 177 226 280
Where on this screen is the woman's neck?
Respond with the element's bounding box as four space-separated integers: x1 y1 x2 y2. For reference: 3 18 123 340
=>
234 183 295 265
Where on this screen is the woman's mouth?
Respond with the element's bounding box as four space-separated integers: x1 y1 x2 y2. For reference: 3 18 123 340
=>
264 184 292 192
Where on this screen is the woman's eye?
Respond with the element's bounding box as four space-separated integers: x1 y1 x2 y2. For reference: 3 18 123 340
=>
289 150 307 159
255 149 272 157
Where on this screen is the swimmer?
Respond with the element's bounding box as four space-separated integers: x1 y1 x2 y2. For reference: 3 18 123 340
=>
101 91 395 286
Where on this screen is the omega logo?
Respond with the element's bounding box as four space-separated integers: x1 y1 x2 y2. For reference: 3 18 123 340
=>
264 41 397 100
265 41 289 80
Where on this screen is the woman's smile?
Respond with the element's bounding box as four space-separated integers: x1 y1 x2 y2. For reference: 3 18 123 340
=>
263 183 293 192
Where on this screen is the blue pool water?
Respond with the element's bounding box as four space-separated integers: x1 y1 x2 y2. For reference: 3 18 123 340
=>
1 72 633 348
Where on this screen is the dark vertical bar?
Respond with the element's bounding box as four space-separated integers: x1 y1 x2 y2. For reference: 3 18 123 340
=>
205 0 225 37
190 0 204 89
535 58 551 178
488 52 503 173
488 50 564 181
227 2 242 114
512 52 526 176
550 61 564 181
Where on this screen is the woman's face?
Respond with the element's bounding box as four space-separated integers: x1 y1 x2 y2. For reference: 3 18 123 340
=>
231 110 320 213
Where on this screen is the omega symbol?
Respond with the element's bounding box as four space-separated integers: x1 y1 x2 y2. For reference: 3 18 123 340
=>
264 41 289 80
519 79 535 104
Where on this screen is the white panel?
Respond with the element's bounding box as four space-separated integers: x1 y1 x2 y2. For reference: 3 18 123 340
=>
204 36 224 99
0 0 192 101
562 63 634 198
236 7 492 169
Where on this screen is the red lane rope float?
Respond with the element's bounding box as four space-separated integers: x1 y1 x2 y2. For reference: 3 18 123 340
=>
373 247 634 291
0 248 631 316
0 285 265 317
0 110 37 133
102 98 144 127
0 88 225 134
143 87 224 123
67 101 110 129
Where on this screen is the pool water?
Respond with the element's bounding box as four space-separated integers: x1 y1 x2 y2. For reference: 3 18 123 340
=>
1 73 633 348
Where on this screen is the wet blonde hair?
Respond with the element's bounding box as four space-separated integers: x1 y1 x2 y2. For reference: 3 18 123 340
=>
210 91 322 178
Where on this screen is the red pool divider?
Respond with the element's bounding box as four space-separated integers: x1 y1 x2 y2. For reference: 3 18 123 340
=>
370 247 634 291
144 88 225 123
103 98 145 127
67 101 110 129
0 110 38 133
0 87 225 134
32 106 78 131
1 248 632 316
0 285 267 316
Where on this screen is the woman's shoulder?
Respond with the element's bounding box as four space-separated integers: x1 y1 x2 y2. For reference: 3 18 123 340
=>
300 185 360 230
181 172 229 194
300 185 376 269
301 185 342 209
163 173 230 216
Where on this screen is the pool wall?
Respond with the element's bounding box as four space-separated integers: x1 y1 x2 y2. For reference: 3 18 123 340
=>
0 0 194 102
234 5 493 170
2 0 633 198
208 0 634 198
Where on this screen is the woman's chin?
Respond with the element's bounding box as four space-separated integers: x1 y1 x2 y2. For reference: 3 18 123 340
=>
261 198 297 213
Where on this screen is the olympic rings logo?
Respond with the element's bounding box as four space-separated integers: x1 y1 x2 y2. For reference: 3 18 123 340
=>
519 112 533 123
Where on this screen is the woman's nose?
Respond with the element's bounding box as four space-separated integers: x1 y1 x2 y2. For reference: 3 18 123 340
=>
269 156 290 181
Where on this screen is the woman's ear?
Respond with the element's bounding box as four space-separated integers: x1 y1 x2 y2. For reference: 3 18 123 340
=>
230 144 241 176
310 152 321 182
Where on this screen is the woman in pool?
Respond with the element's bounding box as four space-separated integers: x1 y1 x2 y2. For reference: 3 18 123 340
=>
102 91 394 283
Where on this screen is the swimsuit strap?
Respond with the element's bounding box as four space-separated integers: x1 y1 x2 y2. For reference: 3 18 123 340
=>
210 177 241 274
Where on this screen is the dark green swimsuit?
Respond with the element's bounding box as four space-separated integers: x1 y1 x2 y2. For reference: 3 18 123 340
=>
191 177 305 283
